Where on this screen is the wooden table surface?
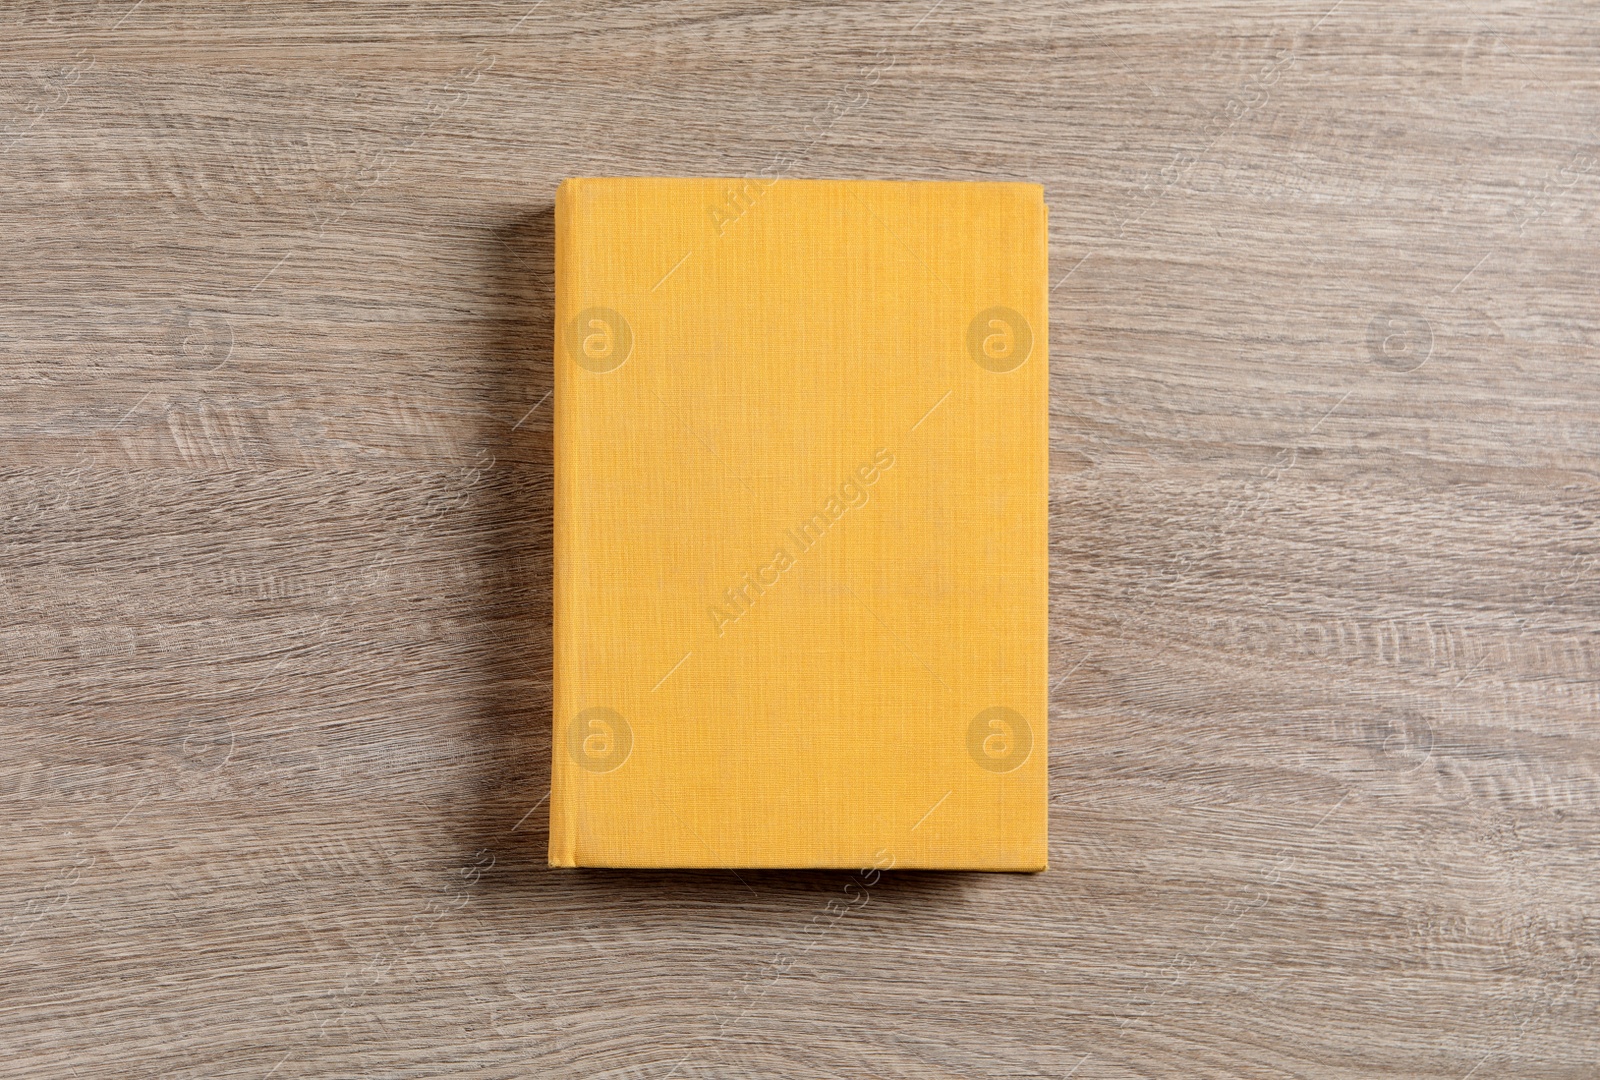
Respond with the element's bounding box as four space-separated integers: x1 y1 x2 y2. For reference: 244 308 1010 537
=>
4 3 1598 1077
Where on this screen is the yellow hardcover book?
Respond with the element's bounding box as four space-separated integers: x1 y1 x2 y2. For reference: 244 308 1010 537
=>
551 177 1048 870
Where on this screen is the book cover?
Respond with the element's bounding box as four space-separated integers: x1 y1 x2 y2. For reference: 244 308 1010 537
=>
551 177 1048 870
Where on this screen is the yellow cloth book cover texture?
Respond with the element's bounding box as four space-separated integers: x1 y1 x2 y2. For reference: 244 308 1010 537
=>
551 177 1048 870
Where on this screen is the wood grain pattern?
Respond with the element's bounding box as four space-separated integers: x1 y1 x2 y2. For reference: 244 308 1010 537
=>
3 2 1597 1077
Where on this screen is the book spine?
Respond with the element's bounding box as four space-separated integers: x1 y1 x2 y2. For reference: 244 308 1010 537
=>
1034 192 1051 872
547 179 580 868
